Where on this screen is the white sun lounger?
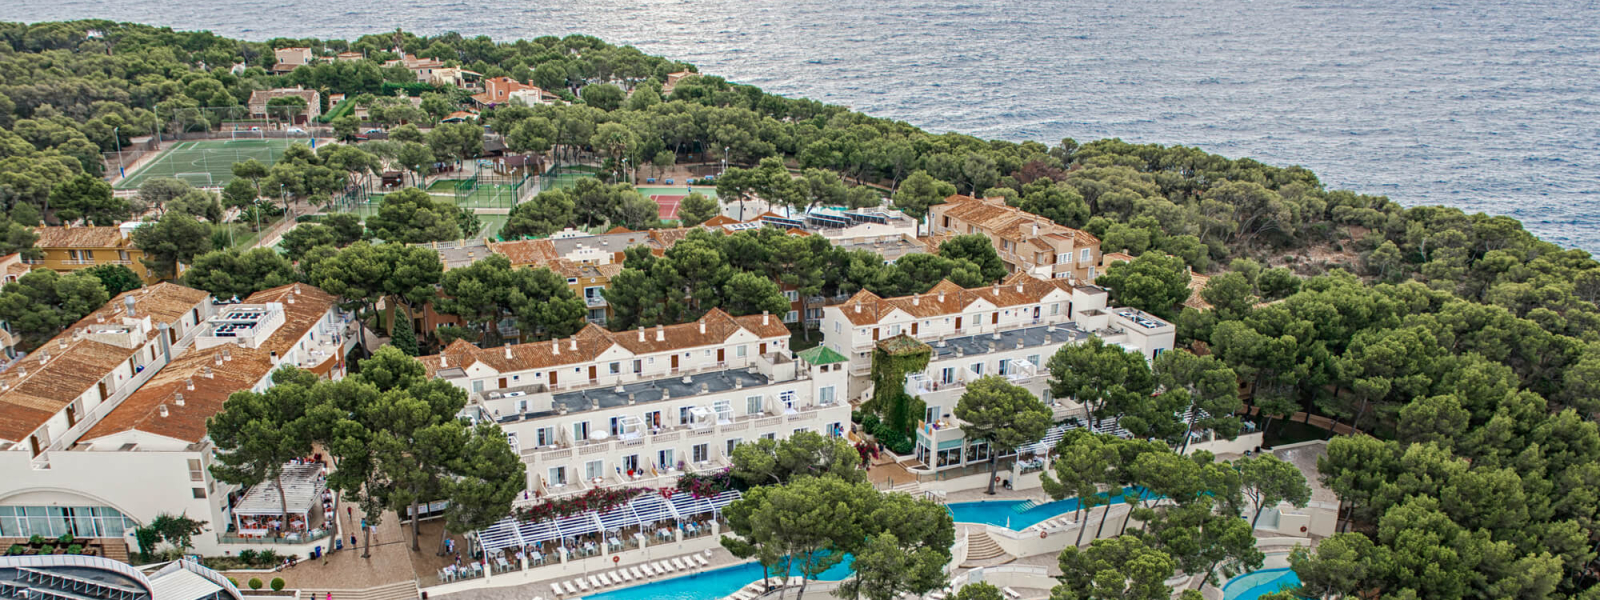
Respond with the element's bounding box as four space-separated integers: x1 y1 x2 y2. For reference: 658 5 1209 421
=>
657 560 673 572
616 569 631 582
562 581 577 595
1003 587 1022 599
630 566 645 579
639 563 656 576
574 579 588 592
589 575 605 588
694 554 710 567
672 557 688 570
551 584 564 597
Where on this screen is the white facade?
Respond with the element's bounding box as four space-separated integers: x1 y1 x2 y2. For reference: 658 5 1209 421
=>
424 311 852 501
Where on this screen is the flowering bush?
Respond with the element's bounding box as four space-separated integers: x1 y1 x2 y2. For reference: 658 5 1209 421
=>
675 467 736 498
514 487 648 523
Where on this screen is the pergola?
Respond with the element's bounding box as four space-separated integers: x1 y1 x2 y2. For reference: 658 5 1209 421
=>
476 490 741 555
230 464 325 536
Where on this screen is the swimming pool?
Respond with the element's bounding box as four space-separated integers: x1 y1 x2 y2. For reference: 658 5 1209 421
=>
946 487 1155 531
581 555 853 600
1221 568 1301 600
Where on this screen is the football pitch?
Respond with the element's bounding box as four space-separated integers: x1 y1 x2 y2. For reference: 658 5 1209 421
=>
115 138 302 190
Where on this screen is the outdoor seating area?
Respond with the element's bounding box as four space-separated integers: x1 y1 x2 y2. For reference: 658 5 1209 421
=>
474 490 740 577
228 463 334 541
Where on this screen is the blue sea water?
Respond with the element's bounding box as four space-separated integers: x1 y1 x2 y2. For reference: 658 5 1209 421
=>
6 0 1598 250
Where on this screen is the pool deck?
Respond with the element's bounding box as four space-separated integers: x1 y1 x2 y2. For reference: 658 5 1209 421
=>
435 547 747 600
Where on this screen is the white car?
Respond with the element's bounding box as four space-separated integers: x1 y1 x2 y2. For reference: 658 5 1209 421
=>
285 127 306 135
365 128 384 134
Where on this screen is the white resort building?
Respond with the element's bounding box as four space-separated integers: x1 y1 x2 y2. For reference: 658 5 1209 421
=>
0 284 356 557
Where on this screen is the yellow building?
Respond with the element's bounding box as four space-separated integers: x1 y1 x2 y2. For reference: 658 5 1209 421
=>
29 226 159 284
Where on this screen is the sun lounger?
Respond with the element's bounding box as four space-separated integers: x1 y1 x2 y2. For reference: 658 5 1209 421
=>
588 575 604 588
671 557 688 570
656 560 673 572
617 569 631 582
629 566 645 579
694 554 710 567
562 581 576 595
1003 587 1022 599
550 584 564 597
573 579 588 592
639 563 655 576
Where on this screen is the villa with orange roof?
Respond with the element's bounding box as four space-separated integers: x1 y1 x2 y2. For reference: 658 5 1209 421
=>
927 194 1103 283
30 225 160 284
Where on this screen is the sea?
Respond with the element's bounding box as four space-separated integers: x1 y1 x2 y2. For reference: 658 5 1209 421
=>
5 0 1598 251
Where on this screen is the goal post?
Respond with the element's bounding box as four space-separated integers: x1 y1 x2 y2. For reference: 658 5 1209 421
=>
230 128 265 141
174 172 215 188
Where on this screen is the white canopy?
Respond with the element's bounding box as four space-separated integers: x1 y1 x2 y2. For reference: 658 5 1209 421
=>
477 490 741 554
232 464 325 516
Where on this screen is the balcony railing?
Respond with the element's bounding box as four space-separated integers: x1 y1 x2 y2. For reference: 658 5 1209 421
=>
585 296 608 308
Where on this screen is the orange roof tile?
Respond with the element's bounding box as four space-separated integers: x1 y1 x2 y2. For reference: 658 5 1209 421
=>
0 283 209 442
35 226 128 249
836 274 1075 326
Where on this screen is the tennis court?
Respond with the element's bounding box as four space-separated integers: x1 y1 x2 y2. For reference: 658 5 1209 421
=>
425 179 522 208
115 138 301 190
650 195 684 221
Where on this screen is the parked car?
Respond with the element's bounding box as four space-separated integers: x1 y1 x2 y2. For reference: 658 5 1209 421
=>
285 127 307 135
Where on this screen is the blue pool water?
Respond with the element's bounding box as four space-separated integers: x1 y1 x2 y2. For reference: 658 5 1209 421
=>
582 555 854 600
946 488 1156 531
1222 568 1302 600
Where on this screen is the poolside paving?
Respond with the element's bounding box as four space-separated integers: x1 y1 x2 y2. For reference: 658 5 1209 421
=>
435 546 746 600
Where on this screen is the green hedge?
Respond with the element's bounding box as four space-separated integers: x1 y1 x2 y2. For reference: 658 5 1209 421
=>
316 97 355 123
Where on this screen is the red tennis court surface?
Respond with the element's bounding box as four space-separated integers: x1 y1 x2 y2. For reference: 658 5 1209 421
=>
651 194 684 220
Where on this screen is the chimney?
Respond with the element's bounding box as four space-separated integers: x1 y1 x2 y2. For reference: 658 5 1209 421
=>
222 349 232 361
992 283 1000 295
854 303 861 313
58 338 67 349
656 325 665 342
698 320 706 334
1016 283 1024 294
203 366 214 378
938 291 946 302
569 337 577 351
185 378 195 391
287 295 295 305
504 345 513 360
38 351 48 365
1032 222 1039 236
551 340 560 355
270 351 279 365
158 404 169 418
124 296 137 317
628 393 636 405
638 327 646 342
214 353 224 367
762 311 769 326
293 284 302 295
16 366 24 377
912 295 920 306
175 393 185 407
440 355 449 367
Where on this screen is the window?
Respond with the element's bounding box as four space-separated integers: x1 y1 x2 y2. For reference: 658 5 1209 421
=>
925 405 938 423
1081 248 1092 263
827 422 844 437
573 421 590 442
1028 355 1041 369
679 406 693 425
714 400 732 423
998 359 1010 376
784 290 799 302
1152 348 1164 359
819 386 835 406
192 488 206 499
585 460 604 480
610 416 622 436
536 427 555 446
623 454 640 474
779 390 797 410
761 433 776 441
971 362 984 375
834 321 841 333
658 448 675 469
937 448 962 467
609 362 621 375
188 459 204 481
888 324 901 336
1087 266 1096 279
746 395 763 416
548 466 567 485
940 367 955 385
793 427 809 435
633 359 642 373
567 278 578 285
644 410 662 429
966 442 990 463
736 345 747 358
726 438 742 457
784 311 799 323
472 380 484 393
1056 252 1070 264
692 443 708 463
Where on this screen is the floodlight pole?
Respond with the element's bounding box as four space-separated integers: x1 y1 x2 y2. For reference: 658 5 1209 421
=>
113 126 123 179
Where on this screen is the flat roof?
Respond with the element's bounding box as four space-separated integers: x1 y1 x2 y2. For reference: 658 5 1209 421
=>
497 368 772 423
930 324 1088 361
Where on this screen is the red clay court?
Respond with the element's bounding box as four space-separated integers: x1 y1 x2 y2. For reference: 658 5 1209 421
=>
651 194 684 221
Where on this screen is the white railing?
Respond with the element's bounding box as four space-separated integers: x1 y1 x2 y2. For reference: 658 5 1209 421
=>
0 555 155 597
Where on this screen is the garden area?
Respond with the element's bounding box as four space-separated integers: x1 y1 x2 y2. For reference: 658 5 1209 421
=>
5 534 101 558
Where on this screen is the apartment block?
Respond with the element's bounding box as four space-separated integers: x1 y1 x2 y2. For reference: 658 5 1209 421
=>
0 284 355 556
817 273 1175 472
927 194 1102 283
418 309 851 501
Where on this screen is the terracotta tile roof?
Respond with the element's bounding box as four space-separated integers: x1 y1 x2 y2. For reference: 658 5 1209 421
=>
79 284 338 444
0 283 208 442
605 226 633 234
835 274 1075 326
35 226 128 249
493 240 559 266
700 215 739 227
934 195 1101 248
1102 252 1135 265
417 308 788 377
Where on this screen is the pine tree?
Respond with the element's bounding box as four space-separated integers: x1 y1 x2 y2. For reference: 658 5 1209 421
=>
391 308 419 356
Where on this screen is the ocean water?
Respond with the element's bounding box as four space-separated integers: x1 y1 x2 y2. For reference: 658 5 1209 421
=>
6 0 1599 250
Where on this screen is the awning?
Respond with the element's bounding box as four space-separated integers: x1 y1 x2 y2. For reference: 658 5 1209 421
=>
232 464 325 516
476 489 743 554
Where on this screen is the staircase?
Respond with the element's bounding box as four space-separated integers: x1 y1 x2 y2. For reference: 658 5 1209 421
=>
98 540 128 564
1012 499 1042 513
308 581 418 600
960 530 1011 567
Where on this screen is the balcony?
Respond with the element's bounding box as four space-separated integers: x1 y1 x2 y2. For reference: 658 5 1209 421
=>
585 295 608 308
63 259 97 266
